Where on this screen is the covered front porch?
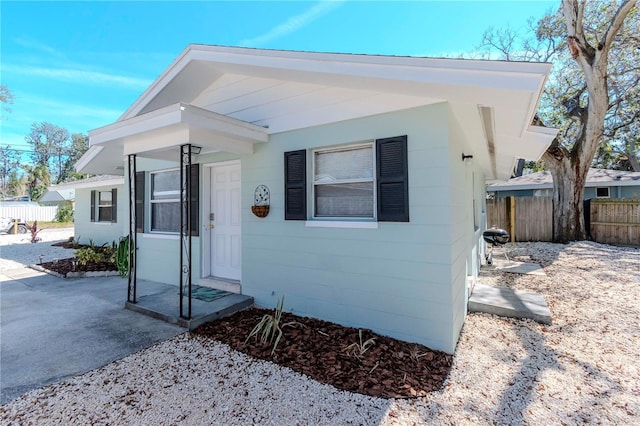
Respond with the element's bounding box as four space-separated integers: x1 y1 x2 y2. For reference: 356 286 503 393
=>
124 278 253 330
80 102 267 323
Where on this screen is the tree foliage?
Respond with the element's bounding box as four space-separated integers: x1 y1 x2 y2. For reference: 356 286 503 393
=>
23 123 89 184
0 145 21 198
0 85 14 115
23 164 51 201
25 122 70 182
59 133 89 182
478 0 637 242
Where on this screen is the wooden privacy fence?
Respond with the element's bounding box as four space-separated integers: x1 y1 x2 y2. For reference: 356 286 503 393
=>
486 197 552 242
0 205 59 222
588 199 640 246
487 196 640 246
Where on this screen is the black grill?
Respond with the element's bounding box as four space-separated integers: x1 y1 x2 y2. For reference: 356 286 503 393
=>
483 228 510 245
483 228 510 265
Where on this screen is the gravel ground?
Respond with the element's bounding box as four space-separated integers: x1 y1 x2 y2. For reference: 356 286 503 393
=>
0 228 74 271
1 240 639 424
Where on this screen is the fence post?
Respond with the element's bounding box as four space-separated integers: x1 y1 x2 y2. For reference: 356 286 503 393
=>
509 196 516 242
583 199 592 240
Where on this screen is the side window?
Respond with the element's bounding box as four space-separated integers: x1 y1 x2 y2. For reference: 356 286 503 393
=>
284 135 408 223
90 188 117 223
596 187 610 198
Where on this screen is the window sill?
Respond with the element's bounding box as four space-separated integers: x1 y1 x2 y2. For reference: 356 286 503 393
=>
305 220 378 229
92 221 116 225
142 233 180 240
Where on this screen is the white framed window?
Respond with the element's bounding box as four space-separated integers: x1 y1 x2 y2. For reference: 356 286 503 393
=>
91 188 116 223
98 191 113 222
150 169 181 233
312 143 375 219
596 187 610 198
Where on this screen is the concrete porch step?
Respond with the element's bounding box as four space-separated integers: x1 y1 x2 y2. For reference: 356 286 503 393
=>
125 290 253 330
468 283 552 325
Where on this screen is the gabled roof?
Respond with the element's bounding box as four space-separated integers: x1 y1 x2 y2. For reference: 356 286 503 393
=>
80 44 558 180
47 175 125 191
39 189 75 202
488 168 640 191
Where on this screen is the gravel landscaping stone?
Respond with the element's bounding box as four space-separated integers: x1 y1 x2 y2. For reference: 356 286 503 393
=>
1 239 638 424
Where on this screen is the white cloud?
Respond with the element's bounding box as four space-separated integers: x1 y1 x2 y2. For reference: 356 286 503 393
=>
2 94 122 136
13 37 65 58
2 64 152 91
241 1 344 47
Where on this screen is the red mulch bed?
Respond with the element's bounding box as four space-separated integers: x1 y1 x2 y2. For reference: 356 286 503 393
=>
47 238 453 397
42 240 118 276
40 258 117 276
193 308 453 399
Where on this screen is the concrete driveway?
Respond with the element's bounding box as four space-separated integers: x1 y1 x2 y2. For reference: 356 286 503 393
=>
0 268 185 404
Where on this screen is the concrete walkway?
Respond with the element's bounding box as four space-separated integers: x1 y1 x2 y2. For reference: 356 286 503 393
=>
468 283 552 325
0 268 185 404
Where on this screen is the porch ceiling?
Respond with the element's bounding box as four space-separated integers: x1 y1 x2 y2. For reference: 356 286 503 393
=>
82 103 268 175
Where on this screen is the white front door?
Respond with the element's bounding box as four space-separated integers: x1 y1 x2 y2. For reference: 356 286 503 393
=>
210 162 241 280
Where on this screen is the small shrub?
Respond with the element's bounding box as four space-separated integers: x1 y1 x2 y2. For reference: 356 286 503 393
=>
74 243 116 266
246 296 293 355
75 247 103 265
72 236 81 248
55 205 74 222
24 221 42 243
116 236 129 277
343 329 376 358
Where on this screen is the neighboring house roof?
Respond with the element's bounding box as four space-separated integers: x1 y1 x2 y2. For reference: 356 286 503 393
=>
39 188 75 203
48 175 125 191
77 44 557 180
488 168 640 192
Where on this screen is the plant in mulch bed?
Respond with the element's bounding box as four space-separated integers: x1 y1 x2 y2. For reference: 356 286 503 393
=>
245 296 301 355
24 221 42 243
193 308 453 399
343 329 376 359
115 236 129 277
43 238 119 277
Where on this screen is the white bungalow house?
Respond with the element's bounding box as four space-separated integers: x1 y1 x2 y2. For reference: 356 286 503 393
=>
74 45 557 353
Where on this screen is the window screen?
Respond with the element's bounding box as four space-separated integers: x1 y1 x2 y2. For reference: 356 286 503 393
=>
151 170 181 232
313 145 374 218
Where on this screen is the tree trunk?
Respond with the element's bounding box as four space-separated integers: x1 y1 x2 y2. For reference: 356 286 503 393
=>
544 152 589 243
542 0 635 243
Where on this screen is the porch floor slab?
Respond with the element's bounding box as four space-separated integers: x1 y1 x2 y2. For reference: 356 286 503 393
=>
468 283 552 325
125 280 253 330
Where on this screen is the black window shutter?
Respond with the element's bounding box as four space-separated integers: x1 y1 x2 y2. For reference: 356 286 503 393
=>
190 164 199 236
284 150 307 220
135 171 145 232
111 188 117 223
90 190 96 222
376 135 409 222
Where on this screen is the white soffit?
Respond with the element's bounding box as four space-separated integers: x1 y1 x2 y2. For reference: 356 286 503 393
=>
120 45 552 136
103 45 556 179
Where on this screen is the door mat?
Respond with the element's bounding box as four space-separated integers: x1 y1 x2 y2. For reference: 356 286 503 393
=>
181 285 231 302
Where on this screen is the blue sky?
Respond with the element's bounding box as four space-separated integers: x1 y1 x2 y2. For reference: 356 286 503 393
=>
1 1 557 158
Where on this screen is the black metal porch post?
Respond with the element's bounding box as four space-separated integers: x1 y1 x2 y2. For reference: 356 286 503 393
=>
127 154 137 303
179 144 193 319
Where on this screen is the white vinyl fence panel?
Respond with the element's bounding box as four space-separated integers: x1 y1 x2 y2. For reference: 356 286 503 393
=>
0 205 58 222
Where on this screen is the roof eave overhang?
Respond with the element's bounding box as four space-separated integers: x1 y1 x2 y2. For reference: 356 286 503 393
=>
121 44 554 121
79 102 268 175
